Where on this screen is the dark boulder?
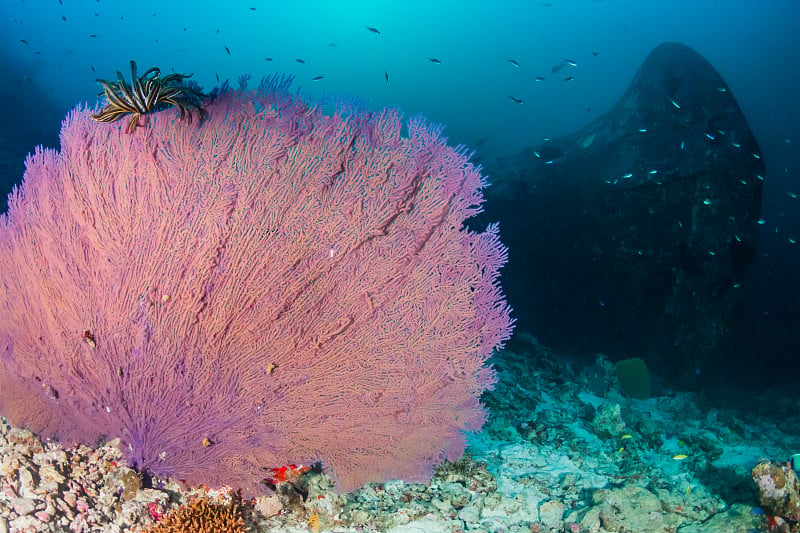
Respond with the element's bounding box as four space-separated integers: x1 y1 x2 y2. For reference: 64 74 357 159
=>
481 42 763 385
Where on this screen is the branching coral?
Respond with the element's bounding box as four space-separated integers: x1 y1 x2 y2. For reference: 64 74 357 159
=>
140 498 245 533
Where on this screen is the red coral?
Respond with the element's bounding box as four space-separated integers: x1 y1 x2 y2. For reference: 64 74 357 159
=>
264 464 310 485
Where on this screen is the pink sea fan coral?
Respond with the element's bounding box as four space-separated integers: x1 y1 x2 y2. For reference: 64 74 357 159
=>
0 76 512 494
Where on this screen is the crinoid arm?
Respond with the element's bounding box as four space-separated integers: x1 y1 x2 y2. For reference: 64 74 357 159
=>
125 113 142 134
91 108 130 123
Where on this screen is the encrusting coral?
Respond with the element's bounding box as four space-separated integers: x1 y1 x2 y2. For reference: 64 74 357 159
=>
139 498 245 533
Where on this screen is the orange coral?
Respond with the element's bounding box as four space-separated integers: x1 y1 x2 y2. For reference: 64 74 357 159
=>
308 512 320 533
140 498 245 533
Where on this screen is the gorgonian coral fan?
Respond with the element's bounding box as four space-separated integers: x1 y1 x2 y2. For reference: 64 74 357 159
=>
0 76 512 495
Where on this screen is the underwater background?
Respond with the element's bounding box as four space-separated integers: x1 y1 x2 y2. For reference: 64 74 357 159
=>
2 0 799 390
1 1 800 531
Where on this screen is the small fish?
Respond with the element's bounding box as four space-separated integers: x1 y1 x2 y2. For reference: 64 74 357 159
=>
670 98 680 109
19 39 28 44
296 58 305 64
427 57 441 64
224 45 230 55
90 65 95 72
621 434 633 440
508 95 524 104
564 76 574 81
534 76 546 82
672 454 688 460
703 199 712 205
264 57 273 61
507 58 520 67
680 140 685 150
311 75 324 81
592 51 600 56
753 153 761 159
564 59 578 67
705 133 716 140
366 26 380 35
89 34 97 38
533 151 541 158
384 69 389 83
622 173 633 179
249 6 256 10
716 87 727 92
731 141 741 148
61 16 66 21
648 169 658 175
638 128 647 133
216 73 220 82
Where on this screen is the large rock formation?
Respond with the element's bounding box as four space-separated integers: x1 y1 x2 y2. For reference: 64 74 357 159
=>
481 42 763 385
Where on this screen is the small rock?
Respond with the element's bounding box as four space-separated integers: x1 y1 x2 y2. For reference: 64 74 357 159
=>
42 449 68 466
56 498 76 520
432 498 452 512
9 515 39 532
16 465 36 498
458 504 481 522
69 513 88 532
538 499 566 531
39 463 66 492
254 494 283 518
7 427 43 455
392 510 411 525
63 491 78 507
0 454 19 478
11 496 37 516
75 497 89 514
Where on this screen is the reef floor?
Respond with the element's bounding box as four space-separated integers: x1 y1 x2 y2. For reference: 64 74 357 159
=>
1 333 793 532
